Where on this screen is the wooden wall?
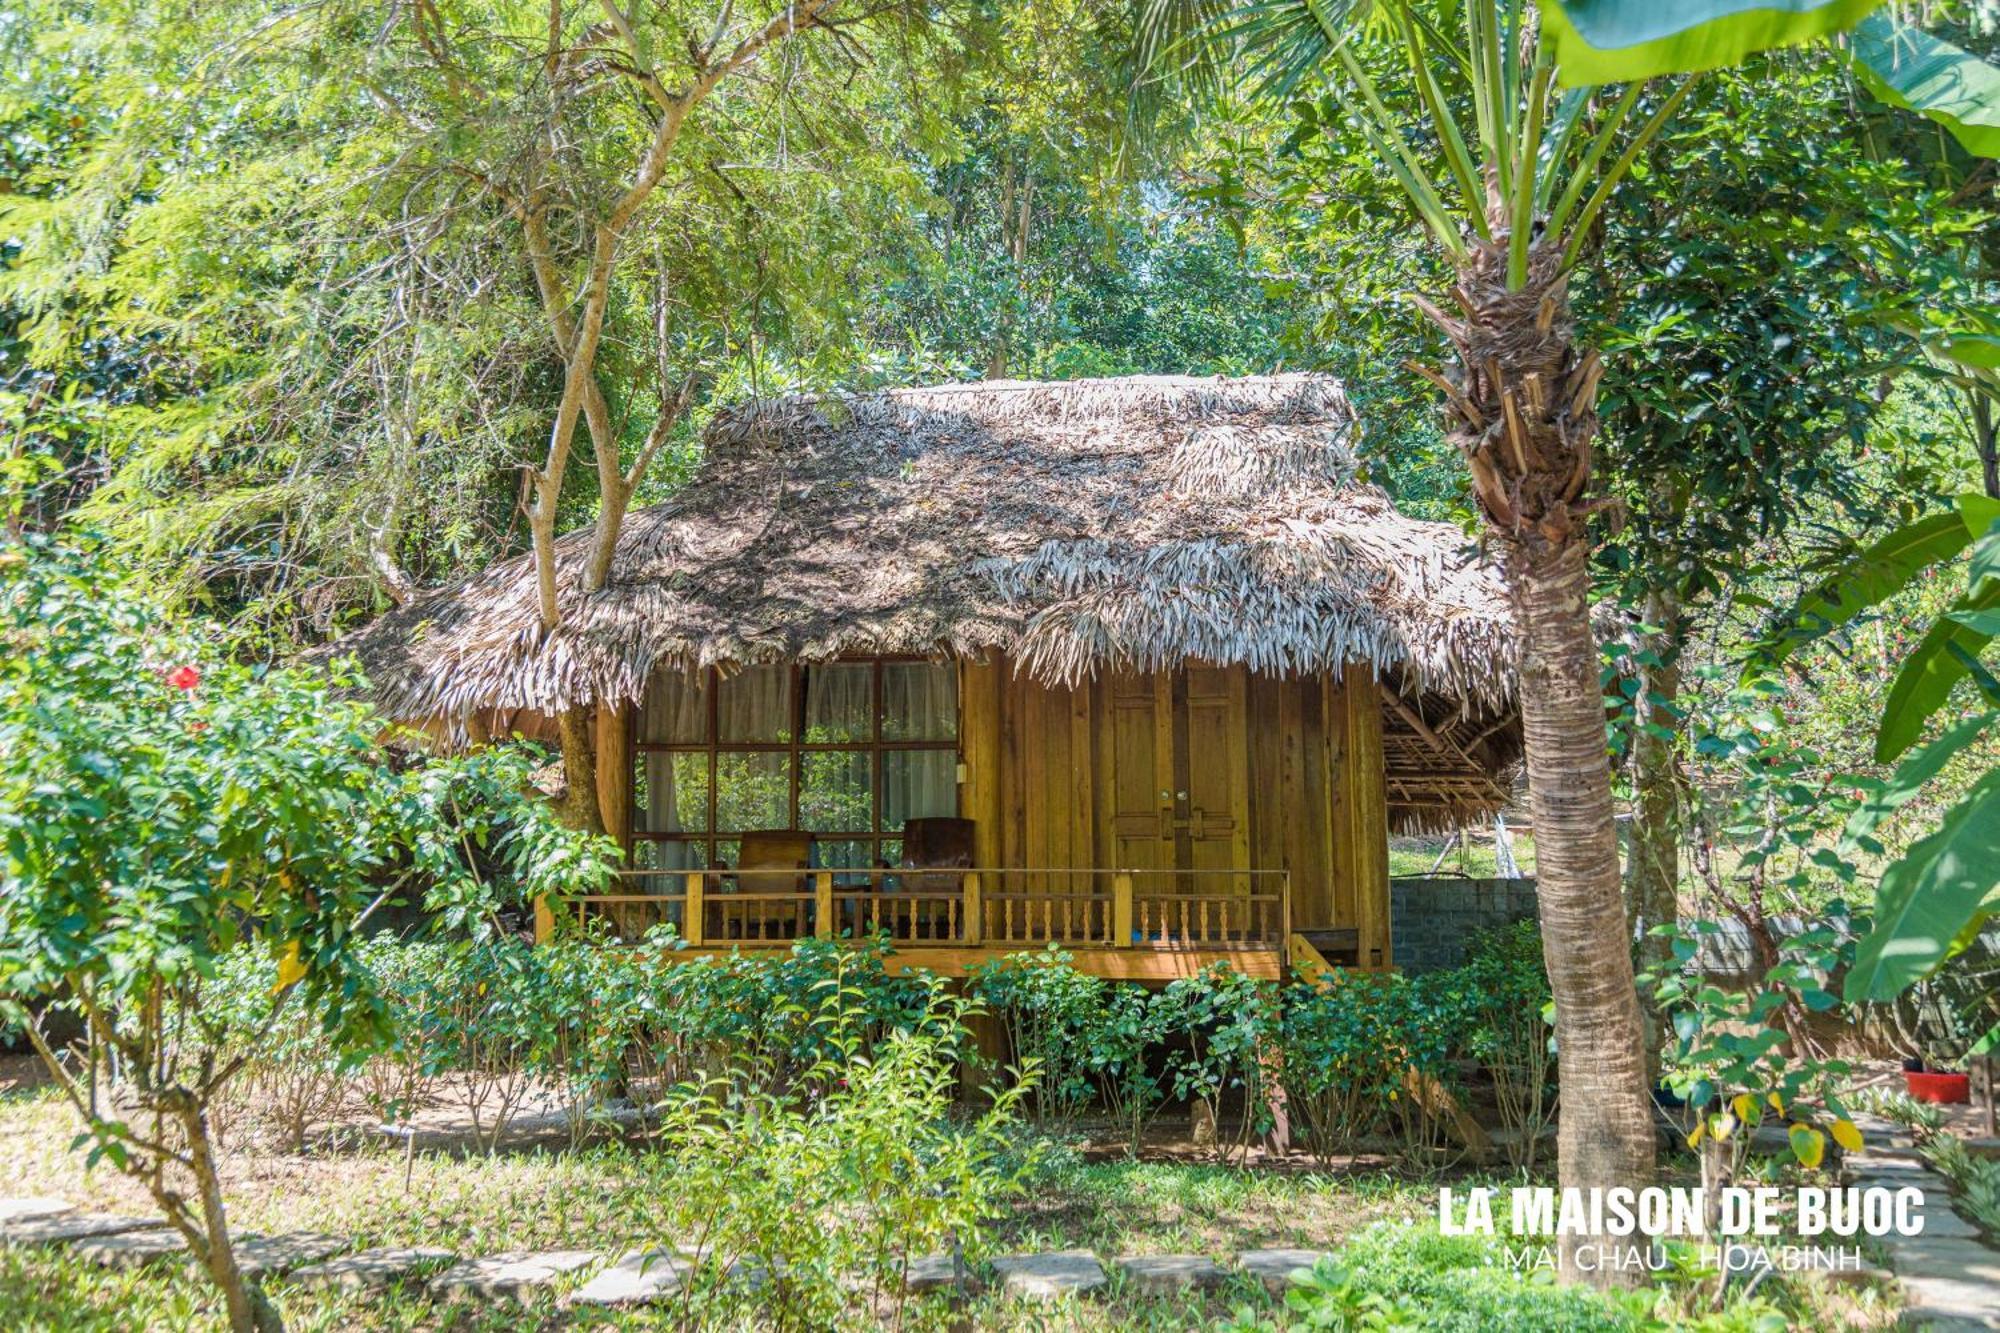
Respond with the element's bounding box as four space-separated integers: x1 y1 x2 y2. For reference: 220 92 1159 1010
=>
957 655 1392 967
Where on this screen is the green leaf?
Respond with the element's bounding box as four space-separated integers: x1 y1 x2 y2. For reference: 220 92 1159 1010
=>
1750 505 1982 671
1847 14 2000 160
1845 771 2000 1003
1541 0 1884 87
1877 524 2000 762
1951 609 2000 636
1841 713 1995 855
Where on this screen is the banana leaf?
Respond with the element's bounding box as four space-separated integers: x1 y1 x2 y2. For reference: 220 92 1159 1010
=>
1847 14 2000 160
1541 0 1884 87
1845 770 2000 1003
1747 496 1999 672
1877 521 2000 762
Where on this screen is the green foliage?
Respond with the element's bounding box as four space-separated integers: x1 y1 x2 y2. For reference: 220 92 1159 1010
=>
1082 982 1171 1157
1848 13 2000 160
638 978 1033 1331
968 945 1105 1125
1644 917 1858 1171
1540 0 1883 87
1449 922 1556 1168
1161 963 1280 1159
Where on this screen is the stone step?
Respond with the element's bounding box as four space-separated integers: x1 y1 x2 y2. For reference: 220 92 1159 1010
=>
1 1213 172 1248
1235 1248 1334 1296
1112 1253 1230 1293
902 1252 974 1295
0 1198 74 1225
428 1249 602 1305
233 1232 348 1278
72 1228 188 1269
564 1249 696 1307
989 1250 1107 1300
293 1245 458 1293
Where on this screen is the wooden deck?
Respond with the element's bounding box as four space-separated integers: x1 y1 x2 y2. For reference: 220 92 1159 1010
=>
547 867 1298 981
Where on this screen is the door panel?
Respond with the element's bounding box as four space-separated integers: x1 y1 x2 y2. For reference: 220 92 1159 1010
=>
1108 667 1250 891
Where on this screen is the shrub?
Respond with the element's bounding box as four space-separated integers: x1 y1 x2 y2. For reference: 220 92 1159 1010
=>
1084 983 1170 1155
1162 963 1279 1159
1280 971 1419 1166
1451 921 1556 1168
639 978 1032 1331
968 945 1104 1124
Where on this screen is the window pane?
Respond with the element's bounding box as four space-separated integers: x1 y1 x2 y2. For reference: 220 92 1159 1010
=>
636 753 709 833
640 669 709 744
881 750 957 830
799 749 871 833
714 752 790 830
804 662 873 743
634 840 705 871
882 662 956 740
814 838 878 888
717 664 792 743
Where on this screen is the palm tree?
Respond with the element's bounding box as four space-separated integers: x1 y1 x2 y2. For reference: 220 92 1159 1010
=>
1134 0 1939 1283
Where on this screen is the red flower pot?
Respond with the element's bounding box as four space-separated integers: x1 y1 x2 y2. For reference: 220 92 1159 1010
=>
1904 1070 1970 1105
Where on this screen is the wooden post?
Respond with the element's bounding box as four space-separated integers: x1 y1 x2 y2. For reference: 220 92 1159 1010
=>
683 870 705 946
1112 872 1134 947
815 870 835 940
533 896 554 944
961 871 983 945
594 703 632 855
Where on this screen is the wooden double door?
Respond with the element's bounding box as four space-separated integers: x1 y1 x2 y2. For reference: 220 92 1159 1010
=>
1107 666 1252 890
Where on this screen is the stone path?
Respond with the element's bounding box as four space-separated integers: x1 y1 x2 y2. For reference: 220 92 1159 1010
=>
0 1196 1366 1313
293 1245 458 1293
1846 1118 2000 1330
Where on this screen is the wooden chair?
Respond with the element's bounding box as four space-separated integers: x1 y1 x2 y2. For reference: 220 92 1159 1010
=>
727 830 812 940
898 817 974 940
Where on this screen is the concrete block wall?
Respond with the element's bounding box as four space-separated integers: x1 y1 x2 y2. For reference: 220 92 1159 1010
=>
1390 876 1538 974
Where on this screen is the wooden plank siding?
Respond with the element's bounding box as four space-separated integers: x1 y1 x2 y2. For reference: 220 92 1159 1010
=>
970 654 1390 954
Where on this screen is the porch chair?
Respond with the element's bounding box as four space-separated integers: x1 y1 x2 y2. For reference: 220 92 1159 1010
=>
897 817 974 941
726 830 813 941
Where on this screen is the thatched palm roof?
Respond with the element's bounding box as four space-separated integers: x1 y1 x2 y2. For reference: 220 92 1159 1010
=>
343 375 1520 809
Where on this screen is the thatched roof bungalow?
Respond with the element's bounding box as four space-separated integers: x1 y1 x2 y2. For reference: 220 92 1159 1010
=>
344 373 1520 975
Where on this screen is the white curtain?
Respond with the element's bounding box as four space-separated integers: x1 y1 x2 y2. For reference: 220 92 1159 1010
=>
641 669 708 743
883 662 957 740
805 662 872 742
882 750 955 831
718 664 791 742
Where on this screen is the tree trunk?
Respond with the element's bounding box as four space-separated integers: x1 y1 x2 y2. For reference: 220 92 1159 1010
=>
1974 389 1998 501
1627 586 1684 1083
556 705 603 835
179 1103 283 1333
1417 233 1656 1285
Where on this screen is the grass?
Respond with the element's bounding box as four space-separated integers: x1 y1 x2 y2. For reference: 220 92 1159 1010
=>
1388 831 1536 878
0 1087 1911 1330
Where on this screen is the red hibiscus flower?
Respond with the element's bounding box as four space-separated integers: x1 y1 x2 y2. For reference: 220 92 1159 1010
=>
167 665 201 692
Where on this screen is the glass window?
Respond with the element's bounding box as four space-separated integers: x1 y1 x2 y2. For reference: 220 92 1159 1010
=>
717 664 792 743
799 749 871 832
881 750 956 831
882 662 957 740
635 840 705 871
631 660 959 868
714 752 789 831
804 663 873 743
636 753 710 834
640 669 709 743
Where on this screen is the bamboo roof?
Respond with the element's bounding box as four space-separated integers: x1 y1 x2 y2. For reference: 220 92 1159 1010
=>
341 373 1520 822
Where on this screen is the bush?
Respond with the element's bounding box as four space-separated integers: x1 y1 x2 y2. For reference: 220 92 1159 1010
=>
1162 964 1280 1159
639 978 1033 1331
1280 971 1423 1166
1450 921 1555 1168
968 945 1105 1124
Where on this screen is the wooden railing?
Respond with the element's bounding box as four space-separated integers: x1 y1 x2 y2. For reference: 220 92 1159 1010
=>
567 867 1289 952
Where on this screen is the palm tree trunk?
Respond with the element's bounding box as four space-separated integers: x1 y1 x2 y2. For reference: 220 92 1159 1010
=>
1418 234 1656 1284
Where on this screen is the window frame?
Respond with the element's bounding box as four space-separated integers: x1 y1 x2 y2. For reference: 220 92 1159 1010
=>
629 655 959 870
